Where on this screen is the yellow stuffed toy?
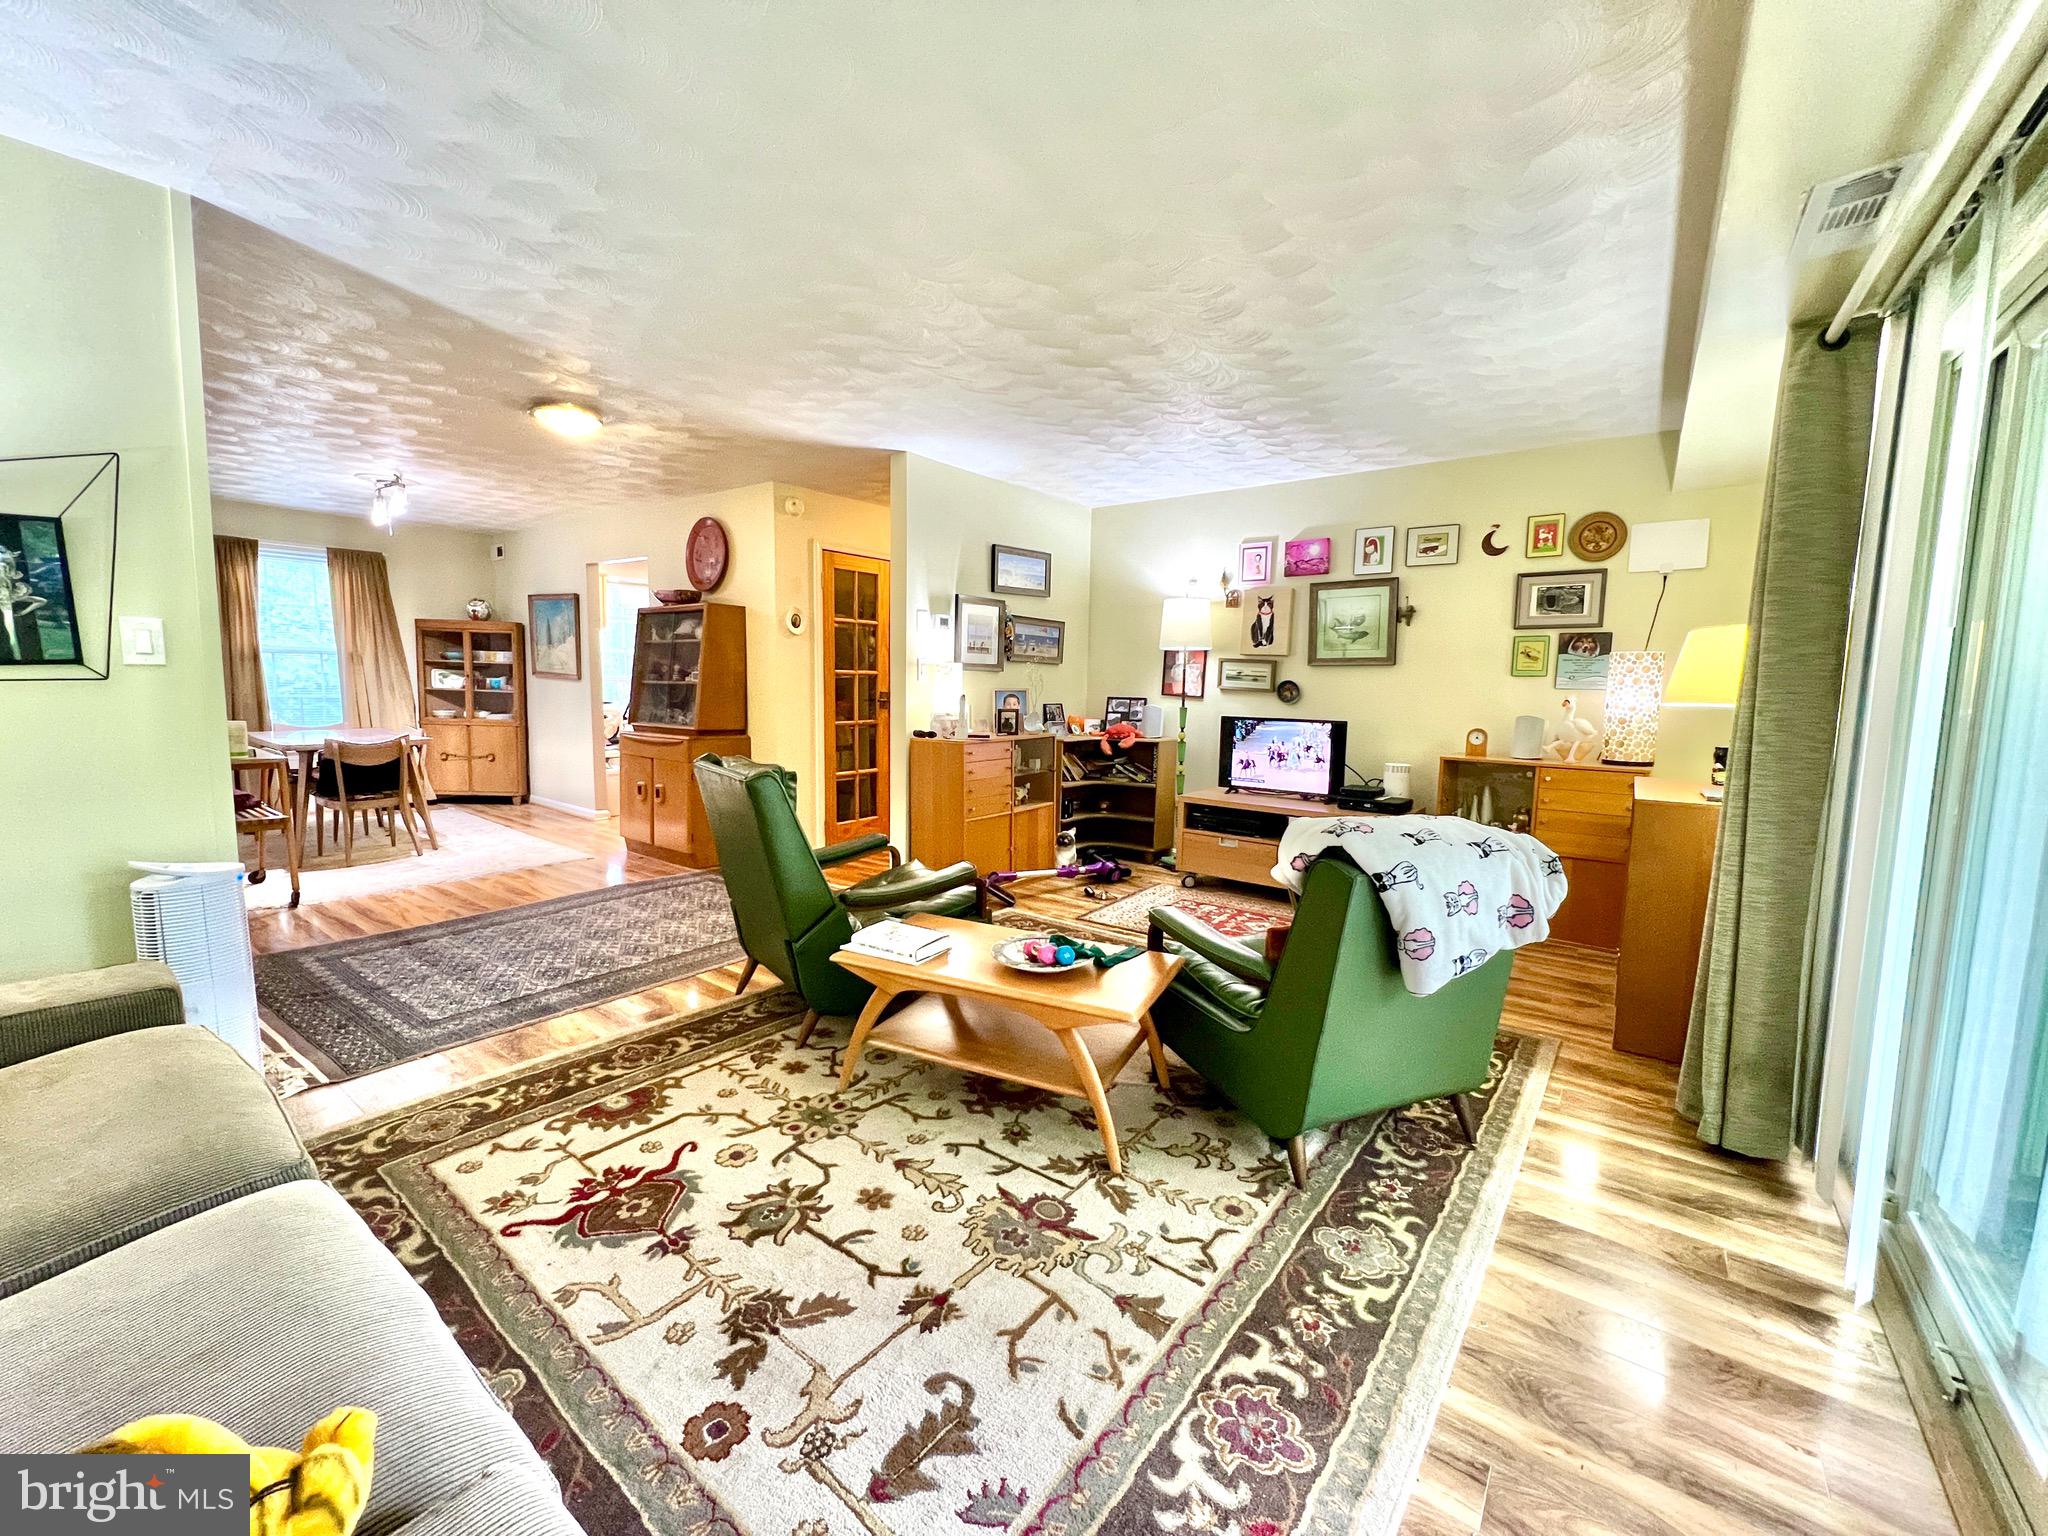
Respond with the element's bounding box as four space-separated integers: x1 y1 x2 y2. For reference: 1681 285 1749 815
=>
81 1406 376 1536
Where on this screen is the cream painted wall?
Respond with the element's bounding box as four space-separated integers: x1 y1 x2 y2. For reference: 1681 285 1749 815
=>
1087 433 1761 803
0 138 235 979
210 498 495 685
888 452 1093 836
489 480 889 832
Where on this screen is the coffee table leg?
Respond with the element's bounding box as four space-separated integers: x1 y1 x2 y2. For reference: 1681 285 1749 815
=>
838 986 895 1089
1059 1032 1122 1176
1141 1014 1172 1094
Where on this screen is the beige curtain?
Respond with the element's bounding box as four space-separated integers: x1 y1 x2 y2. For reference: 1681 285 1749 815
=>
328 547 416 730
213 535 269 730
1678 320 1880 1158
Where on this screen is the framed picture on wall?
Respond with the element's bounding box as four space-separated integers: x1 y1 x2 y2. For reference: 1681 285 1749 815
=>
1236 586 1293 657
1554 630 1613 689
1162 648 1208 699
1509 633 1552 677
991 544 1051 597
1404 524 1460 566
1352 526 1395 576
528 592 581 680
1307 578 1398 665
955 593 1008 669
0 514 83 665
1512 569 1606 628
1219 657 1277 691
1525 513 1566 558
1104 695 1149 727
1283 536 1333 577
1238 539 1275 587
1005 614 1065 663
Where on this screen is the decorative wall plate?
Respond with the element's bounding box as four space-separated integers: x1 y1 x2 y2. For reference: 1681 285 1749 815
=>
1276 678 1302 705
686 516 730 592
1568 511 1628 561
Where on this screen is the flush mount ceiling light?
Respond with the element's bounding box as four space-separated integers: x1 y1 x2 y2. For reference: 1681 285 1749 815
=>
528 399 605 438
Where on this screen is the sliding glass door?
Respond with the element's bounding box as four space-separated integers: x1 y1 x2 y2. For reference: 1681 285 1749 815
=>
1890 282 2048 1525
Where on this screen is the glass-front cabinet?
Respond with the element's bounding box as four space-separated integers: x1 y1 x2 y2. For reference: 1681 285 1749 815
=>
624 601 748 736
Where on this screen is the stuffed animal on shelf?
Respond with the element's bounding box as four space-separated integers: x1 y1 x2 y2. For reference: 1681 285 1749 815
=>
1545 696 1600 764
81 1406 376 1536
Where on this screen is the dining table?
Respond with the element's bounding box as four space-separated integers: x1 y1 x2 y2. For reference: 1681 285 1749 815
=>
248 726 440 856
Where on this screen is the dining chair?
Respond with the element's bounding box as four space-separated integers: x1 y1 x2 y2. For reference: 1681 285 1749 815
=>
313 735 420 865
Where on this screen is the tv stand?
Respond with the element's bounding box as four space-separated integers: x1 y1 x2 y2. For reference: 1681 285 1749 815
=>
1177 786 1383 890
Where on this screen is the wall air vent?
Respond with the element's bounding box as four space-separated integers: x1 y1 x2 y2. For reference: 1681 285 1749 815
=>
1791 154 1925 263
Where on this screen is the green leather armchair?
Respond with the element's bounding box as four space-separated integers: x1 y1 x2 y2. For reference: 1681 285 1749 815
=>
1147 852 1513 1187
693 754 980 1044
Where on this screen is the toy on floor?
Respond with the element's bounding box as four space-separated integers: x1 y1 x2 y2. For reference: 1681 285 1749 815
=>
983 857 1131 908
81 1406 377 1536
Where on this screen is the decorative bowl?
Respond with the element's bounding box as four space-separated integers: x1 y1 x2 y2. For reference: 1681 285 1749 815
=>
992 936 1090 974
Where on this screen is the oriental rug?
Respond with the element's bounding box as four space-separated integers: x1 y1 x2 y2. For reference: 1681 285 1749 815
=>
312 986 1552 1535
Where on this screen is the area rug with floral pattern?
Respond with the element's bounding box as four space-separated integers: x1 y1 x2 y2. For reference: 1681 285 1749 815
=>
313 985 1552 1536
1066 882 1296 943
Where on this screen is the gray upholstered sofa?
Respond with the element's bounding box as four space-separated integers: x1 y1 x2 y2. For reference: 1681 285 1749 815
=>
0 961 585 1536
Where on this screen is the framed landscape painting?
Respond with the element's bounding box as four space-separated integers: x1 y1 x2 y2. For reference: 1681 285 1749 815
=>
1005 614 1065 664
955 594 1008 669
0 514 83 665
990 544 1051 598
528 592 581 679
1219 657 1276 691
1283 536 1332 577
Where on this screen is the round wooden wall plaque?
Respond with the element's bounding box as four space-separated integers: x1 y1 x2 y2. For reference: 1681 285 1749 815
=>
686 516 730 593
1568 511 1628 561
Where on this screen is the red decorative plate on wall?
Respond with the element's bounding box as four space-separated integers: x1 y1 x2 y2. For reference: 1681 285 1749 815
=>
686 516 729 593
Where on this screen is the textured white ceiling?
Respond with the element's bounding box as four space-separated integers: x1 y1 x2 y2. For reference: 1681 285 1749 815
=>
0 0 1741 525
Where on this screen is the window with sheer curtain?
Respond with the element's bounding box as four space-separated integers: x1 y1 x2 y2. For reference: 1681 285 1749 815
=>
255 545 343 727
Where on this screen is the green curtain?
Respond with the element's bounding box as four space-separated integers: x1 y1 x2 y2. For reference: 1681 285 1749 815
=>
1679 321 1880 1158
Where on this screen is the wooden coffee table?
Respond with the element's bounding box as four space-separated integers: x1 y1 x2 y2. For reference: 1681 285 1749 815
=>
831 916 1183 1175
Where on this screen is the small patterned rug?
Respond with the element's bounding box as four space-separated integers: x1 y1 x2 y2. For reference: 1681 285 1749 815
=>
257 873 742 1086
312 987 1553 1536
1066 881 1296 942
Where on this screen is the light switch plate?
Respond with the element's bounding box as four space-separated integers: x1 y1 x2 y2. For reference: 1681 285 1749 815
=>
119 616 166 665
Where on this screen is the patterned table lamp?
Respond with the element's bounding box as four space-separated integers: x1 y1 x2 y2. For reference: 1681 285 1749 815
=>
1601 649 1667 766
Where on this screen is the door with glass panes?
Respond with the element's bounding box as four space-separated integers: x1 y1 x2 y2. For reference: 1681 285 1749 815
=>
820 551 889 844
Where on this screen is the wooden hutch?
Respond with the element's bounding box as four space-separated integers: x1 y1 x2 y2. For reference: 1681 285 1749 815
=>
1437 754 1650 949
618 600 749 867
909 734 1058 875
416 617 529 799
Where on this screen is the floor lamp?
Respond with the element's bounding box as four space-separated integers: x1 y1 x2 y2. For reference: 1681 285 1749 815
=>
1159 595 1213 810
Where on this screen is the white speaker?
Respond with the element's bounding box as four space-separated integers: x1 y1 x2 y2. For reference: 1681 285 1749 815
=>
1511 715 1544 759
1142 704 1167 738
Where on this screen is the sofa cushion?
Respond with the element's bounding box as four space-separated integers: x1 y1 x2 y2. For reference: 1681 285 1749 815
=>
0 1025 316 1295
0 1182 566 1536
392 1463 586 1536
1163 942 1268 1021
0 959 183 1070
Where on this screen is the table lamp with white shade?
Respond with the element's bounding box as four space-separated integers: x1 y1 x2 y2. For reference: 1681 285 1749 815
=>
1159 594 1213 799
1663 623 1748 799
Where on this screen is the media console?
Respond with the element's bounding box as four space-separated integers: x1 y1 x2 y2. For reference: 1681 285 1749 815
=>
1175 786 1391 889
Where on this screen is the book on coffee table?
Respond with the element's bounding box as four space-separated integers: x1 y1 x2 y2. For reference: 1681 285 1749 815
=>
843 919 952 964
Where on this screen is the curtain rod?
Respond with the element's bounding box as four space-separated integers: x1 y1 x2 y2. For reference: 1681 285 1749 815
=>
1824 0 2048 345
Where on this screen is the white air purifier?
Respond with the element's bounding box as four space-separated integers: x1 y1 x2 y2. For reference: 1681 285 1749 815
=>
130 861 259 1065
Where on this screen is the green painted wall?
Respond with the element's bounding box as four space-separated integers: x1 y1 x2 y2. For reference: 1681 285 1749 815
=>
0 137 234 980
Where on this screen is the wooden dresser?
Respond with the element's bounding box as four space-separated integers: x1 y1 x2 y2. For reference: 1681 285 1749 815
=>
417 618 529 800
909 735 1058 875
1614 779 1721 1060
1437 755 1650 949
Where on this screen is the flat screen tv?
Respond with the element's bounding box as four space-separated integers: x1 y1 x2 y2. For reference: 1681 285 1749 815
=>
1220 715 1346 799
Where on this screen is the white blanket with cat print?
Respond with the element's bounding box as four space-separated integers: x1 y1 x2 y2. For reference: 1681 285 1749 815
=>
1273 815 1568 996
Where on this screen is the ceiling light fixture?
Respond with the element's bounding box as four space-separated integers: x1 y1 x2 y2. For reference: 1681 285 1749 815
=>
369 473 409 530
529 399 605 438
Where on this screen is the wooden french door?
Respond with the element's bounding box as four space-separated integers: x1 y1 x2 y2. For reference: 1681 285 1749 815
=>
821 551 890 844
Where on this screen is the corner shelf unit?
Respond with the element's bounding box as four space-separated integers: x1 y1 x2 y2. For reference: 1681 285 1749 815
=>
416 617 528 800
1056 735 1175 863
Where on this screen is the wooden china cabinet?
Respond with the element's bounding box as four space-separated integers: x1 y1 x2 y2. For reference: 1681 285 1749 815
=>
416 617 529 799
618 601 750 867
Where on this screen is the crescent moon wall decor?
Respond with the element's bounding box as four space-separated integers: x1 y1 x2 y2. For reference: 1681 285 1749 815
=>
1480 524 1509 557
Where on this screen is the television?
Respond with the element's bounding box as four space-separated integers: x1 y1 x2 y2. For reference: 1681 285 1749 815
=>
1220 715 1347 799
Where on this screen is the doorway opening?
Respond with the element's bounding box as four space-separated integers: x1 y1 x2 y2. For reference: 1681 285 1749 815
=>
592 556 649 820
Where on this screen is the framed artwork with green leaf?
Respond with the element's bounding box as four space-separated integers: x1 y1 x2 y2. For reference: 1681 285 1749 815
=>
1510 633 1551 677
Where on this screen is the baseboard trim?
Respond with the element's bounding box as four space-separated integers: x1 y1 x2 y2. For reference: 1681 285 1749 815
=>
529 795 602 819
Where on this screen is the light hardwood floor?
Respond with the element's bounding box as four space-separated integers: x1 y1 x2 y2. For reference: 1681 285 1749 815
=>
259 804 1959 1535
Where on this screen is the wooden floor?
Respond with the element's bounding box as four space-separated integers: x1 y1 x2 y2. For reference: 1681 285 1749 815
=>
261 804 1959 1535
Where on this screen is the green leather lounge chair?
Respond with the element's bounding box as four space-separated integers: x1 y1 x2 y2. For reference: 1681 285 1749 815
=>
694 753 980 1045
1147 851 1514 1187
